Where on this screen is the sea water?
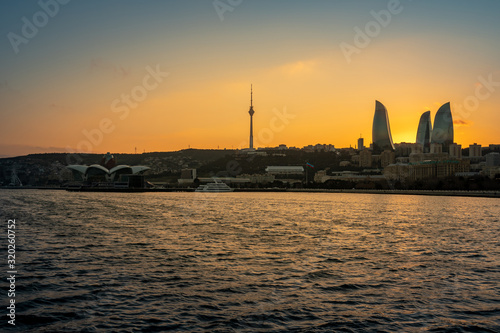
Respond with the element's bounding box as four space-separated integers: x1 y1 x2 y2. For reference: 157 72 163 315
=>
0 190 499 332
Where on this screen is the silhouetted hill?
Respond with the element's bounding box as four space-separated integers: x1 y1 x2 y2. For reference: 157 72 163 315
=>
197 150 355 177
0 149 236 186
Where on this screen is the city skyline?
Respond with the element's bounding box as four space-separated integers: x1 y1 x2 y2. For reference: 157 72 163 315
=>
1 1 500 157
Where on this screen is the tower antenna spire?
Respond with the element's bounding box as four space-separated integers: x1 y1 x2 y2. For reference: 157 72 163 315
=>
250 84 253 106
248 84 255 150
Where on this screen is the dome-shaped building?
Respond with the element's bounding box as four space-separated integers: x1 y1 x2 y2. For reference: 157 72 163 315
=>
67 153 150 183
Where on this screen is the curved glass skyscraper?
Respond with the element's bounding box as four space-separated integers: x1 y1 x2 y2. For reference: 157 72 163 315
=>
372 100 395 152
416 111 432 152
431 102 454 151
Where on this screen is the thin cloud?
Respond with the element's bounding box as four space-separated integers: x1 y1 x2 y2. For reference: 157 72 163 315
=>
0 81 19 94
89 58 131 79
277 59 318 77
48 103 70 111
453 119 472 127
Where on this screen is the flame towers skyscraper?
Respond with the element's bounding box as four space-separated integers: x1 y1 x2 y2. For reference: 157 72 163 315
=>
431 102 454 152
416 111 432 153
248 85 255 150
372 100 395 152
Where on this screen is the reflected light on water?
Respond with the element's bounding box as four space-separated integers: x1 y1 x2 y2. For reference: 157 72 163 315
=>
0 190 498 332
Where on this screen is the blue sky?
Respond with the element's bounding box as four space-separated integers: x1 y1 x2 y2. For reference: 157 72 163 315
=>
1 0 499 156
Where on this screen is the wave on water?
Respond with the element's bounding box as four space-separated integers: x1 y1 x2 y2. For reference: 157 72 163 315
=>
1 190 499 332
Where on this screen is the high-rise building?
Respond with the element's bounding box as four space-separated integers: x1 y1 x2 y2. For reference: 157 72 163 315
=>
489 144 500 152
485 152 500 166
412 143 424 154
248 85 255 150
358 137 364 151
449 143 462 159
380 150 395 168
430 143 443 154
431 102 454 152
395 142 413 157
416 111 432 153
359 149 372 167
469 143 482 157
372 101 395 152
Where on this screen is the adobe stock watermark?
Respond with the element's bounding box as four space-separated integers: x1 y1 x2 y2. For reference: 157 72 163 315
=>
180 106 296 224
64 64 169 164
213 0 242 21
339 0 408 64
7 0 71 54
110 64 169 121
236 106 296 150
430 72 500 145
452 72 500 122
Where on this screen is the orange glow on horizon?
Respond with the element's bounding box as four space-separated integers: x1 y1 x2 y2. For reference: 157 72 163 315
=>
1 2 499 157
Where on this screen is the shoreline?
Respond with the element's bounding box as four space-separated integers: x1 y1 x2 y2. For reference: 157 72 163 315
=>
286 188 500 198
1 186 499 198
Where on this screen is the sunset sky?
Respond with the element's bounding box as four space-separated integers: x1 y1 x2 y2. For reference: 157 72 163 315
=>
1 0 499 157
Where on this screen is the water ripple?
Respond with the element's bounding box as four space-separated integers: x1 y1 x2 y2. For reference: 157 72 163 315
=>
1 190 499 332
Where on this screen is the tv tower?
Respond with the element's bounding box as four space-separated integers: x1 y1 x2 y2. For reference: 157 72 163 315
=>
248 84 255 150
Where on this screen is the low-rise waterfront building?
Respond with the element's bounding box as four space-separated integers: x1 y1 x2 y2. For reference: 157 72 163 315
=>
384 159 470 182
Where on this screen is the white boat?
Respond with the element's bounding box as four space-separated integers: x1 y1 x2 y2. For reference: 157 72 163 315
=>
195 180 233 192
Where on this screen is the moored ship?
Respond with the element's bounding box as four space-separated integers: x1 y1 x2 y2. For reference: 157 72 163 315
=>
195 180 233 192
